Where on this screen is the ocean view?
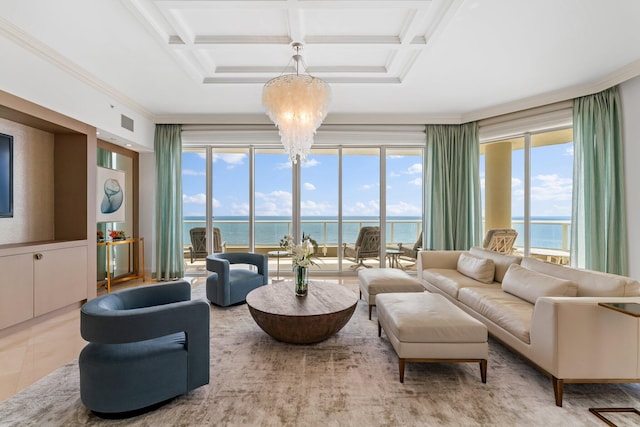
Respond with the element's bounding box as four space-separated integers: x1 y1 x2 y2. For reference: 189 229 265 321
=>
184 216 571 250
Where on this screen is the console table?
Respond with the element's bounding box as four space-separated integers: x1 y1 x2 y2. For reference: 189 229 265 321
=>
97 237 145 293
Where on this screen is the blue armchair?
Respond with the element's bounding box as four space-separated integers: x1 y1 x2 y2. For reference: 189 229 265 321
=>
206 252 268 306
79 280 210 415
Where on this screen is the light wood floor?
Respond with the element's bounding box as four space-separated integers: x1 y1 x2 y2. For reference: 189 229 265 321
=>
0 277 197 403
0 275 359 403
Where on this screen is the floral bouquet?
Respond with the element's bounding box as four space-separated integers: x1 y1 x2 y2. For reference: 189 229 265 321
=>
97 230 104 241
280 233 318 268
108 229 126 240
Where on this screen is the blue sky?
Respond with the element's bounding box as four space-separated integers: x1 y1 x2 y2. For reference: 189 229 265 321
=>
480 141 574 218
182 150 423 218
183 141 573 219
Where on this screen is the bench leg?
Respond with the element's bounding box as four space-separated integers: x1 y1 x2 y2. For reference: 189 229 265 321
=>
480 360 487 383
378 321 382 337
552 377 564 407
369 305 373 320
399 358 406 383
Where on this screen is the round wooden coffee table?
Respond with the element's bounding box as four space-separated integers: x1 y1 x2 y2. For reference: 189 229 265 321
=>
246 281 358 344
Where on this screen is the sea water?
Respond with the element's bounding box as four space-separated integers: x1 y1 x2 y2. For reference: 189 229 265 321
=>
183 216 571 250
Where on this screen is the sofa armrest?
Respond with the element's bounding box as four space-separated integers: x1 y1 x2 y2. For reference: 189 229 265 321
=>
416 250 464 272
530 296 640 379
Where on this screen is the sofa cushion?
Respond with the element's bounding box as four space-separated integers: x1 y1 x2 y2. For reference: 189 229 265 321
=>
458 287 534 344
469 247 522 283
501 264 578 304
457 253 495 284
423 269 499 299
520 257 640 297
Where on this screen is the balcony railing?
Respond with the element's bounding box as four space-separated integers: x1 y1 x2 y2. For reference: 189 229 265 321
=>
183 218 572 274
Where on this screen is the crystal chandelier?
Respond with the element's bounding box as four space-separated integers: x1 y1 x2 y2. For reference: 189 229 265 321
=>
262 43 331 163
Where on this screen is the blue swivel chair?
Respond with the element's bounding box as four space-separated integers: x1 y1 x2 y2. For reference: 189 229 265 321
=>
79 280 210 415
206 252 268 306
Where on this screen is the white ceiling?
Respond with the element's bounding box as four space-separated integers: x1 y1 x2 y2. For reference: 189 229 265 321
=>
1 0 640 123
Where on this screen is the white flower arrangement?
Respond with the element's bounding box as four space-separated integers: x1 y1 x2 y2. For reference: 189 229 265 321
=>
280 234 318 268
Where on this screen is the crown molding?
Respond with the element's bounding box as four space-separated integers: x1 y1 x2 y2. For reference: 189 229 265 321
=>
0 16 154 121
462 59 640 123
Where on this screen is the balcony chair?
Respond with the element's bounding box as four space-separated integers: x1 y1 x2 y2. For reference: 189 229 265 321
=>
483 228 518 254
396 234 423 267
79 280 210 416
206 252 269 307
189 227 226 263
343 226 380 269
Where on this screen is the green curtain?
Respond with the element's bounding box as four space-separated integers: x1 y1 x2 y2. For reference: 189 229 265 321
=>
424 123 482 250
571 86 627 275
154 124 184 280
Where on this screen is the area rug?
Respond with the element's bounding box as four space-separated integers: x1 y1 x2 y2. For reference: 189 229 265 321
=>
1 282 639 426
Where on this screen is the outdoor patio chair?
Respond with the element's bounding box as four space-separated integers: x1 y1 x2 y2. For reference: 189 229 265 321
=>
343 226 380 269
483 228 518 254
189 227 226 263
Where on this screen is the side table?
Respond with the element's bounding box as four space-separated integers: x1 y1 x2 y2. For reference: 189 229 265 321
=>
268 250 289 282
587 302 640 426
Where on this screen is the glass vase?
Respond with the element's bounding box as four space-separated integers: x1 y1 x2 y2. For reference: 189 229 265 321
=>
294 265 308 297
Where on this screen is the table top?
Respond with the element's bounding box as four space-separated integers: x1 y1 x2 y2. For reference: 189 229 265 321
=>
385 249 403 255
267 250 289 256
246 281 357 317
598 302 640 317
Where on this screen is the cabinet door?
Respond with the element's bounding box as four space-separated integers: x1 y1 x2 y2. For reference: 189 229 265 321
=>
0 253 34 329
34 246 88 316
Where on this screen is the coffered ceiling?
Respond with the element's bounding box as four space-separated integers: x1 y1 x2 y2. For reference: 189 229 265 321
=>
1 0 640 123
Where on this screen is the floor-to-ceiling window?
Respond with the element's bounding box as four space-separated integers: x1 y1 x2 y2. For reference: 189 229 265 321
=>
480 128 573 264
211 147 250 251
300 149 339 267
182 131 425 275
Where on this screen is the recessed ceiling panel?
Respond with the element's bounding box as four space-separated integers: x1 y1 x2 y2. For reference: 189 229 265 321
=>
175 8 290 37
302 9 409 37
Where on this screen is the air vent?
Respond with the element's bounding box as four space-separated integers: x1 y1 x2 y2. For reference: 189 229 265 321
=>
120 114 134 132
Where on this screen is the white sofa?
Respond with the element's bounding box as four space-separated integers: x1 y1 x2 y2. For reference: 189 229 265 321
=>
416 246 640 407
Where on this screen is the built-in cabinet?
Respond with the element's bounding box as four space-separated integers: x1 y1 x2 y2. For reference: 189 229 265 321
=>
0 242 87 329
0 89 97 332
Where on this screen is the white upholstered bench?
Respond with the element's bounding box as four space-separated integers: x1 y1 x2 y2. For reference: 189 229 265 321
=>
376 292 488 383
358 268 424 319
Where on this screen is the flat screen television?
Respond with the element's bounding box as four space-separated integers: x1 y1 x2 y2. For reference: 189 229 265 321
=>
0 133 13 218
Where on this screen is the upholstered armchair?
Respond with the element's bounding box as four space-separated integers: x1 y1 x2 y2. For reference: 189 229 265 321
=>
189 227 226 263
206 252 268 307
79 280 210 415
343 226 380 268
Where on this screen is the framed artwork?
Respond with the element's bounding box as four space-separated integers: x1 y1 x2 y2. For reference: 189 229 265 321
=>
97 166 125 223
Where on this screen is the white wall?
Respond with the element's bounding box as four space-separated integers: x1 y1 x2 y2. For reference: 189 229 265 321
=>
620 75 640 280
0 35 155 152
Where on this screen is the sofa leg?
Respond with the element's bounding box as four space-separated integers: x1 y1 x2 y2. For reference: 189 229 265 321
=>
480 360 487 383
552 377 563 407
399 358 406 383
369 305 373 320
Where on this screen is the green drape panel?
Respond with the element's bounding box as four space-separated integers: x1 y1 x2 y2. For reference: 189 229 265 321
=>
154 124 184 280
571 86 627 275
425 123 482 250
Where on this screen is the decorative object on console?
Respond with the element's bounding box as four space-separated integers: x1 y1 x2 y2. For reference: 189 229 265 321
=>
262 43 331 164
108 229 125 240
96 166 125 223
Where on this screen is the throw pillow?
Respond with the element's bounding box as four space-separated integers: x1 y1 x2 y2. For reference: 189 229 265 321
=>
456 252 495 284
502 264 578 304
